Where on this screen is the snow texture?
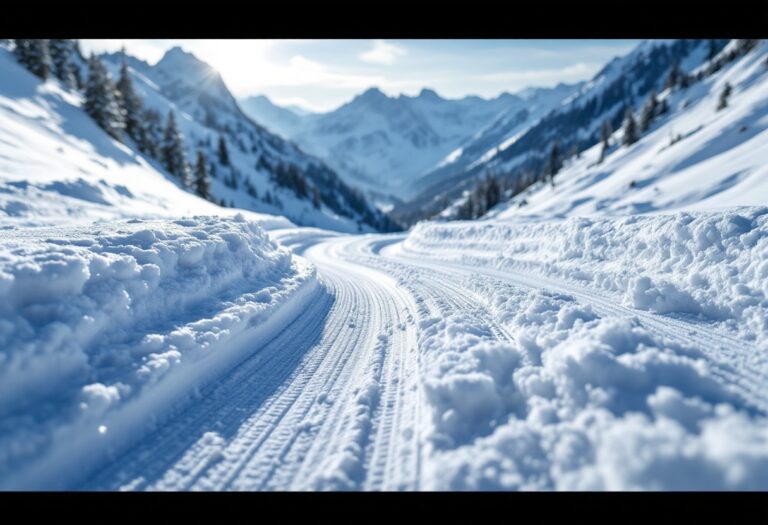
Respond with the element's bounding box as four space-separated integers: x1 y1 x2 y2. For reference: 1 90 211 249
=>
0 216 317 489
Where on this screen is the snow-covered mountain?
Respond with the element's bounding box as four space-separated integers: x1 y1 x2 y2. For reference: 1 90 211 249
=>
394 39 731 225
98 47 396 233
241 87 574 201
409 82 581 198
239 94 309 139
489 39 768 220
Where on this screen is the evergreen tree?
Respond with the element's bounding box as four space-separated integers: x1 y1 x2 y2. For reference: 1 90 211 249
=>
717 82 732 111
161 111 190 186
14 39 51 79
217 135 230 166
639 90 659 132
49 39 76 88
665 61 681 90
115 58 144 146
84 53 125 140
193 150 211 200
141 108 163 158
13 39 33 69
312 186 322 209
547 141 560 186
599 120 612 163
483 173 501 211
708 39 719 61
623 108 638 146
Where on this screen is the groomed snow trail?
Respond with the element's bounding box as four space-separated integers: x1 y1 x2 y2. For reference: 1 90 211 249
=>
77 223 768 491
83 233 423 491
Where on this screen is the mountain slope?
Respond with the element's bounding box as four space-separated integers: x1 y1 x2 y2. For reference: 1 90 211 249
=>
243 87 554 201
0 47 293 227
410 83 581 195
395 39 729 225
102 47 396 233
239 94 308 139
490 39 768 220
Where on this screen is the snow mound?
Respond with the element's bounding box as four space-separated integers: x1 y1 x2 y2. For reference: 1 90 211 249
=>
401 211 768 490
0 216 318 489
407 208 768 344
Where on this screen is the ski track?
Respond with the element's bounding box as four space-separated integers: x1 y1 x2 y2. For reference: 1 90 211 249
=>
78 229 766 490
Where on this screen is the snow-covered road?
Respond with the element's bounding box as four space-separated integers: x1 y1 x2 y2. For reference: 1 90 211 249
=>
67 212 768 490
81 231 424 491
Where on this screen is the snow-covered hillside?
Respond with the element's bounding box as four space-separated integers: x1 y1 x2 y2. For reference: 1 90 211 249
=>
492 40 768 219
396 39 730 225
100 47 395 233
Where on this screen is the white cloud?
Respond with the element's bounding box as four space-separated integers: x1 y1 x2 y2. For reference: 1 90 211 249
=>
359 40 407 65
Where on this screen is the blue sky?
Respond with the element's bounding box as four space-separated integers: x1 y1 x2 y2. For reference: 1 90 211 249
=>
80 39 640 112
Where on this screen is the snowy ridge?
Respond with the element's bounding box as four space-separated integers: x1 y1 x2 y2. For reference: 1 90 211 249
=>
99 48 393 233
396 39 726 225
0 47 291 230
0 216 319 489
493 40 768 219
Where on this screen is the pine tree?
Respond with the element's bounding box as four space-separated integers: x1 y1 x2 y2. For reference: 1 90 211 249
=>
599 120 612 163
141 108 163 158
665 61 681 90
547 141 560 186
161 111 190 186
49 39 76 88
623 108 638 146
483 173 501 211
84 54 125 140
717 82 732 111
193 150 211 200
708 39 719 61
14 39 51 79
639 91 658 132
217 135 230 166
13 39 33 69
116 59 144 146
312 186 322 209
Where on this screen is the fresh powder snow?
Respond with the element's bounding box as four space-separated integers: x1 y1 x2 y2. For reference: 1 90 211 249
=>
1 38 768 492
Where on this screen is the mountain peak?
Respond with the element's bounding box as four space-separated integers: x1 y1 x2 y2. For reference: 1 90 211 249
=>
156 46 211 74
360 86 386 99
418 88 440 100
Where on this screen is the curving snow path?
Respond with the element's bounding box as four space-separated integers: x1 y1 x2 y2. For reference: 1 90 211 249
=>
79 227 768 491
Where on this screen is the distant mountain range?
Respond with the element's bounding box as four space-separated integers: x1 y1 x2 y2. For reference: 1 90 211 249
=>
99 47 396 232
240 85 580 203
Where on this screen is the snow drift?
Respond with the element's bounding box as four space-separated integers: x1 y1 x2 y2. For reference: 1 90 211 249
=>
0 216 318 489
396 208 768 489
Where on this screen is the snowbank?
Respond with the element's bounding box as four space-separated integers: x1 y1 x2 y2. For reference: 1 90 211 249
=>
406 208 768 344
0 215 318 489
399 211 768 490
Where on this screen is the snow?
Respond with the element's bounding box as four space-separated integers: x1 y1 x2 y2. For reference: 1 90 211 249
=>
391 207 768 489
0 216 318 489
2 39 768 491
0 47 290 230
492 41 768 220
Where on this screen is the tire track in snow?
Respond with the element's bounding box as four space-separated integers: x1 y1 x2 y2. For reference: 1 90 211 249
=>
81 234 423 491
385 245 768 415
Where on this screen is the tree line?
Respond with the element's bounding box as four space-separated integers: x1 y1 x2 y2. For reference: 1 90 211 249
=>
12 39 217 202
